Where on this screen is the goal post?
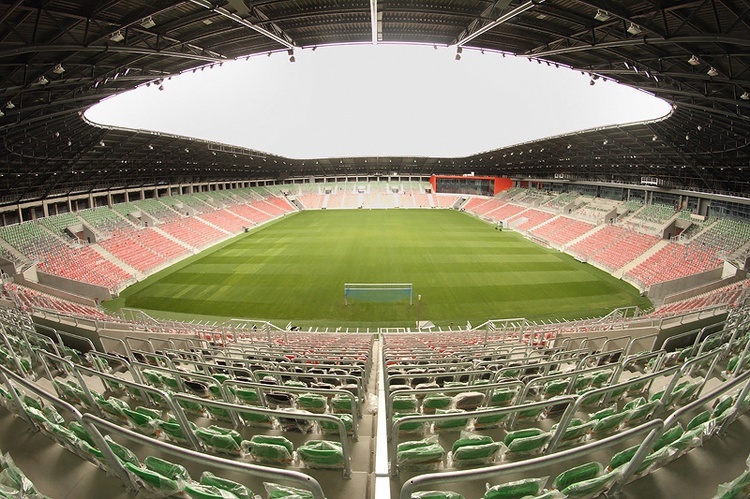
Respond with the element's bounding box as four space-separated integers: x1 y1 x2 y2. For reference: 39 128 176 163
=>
344 283 413 305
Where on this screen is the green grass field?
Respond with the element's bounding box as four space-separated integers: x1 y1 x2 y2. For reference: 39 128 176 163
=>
106 210 651 328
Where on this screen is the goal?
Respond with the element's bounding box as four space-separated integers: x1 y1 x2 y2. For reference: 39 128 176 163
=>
344 283 413 305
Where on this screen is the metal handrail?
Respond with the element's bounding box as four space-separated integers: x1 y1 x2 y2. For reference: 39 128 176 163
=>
399 419 664 499
81 414 327 499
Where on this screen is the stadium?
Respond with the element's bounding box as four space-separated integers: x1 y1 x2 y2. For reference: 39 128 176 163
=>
0 1 750 499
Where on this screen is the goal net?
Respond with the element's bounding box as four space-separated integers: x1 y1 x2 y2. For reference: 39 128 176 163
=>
344 283 413 305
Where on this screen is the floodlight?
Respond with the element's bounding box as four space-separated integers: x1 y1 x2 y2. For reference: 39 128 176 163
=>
741 92 750 100
707 67 718 77
688 55 700 66
141 16 156 28
110 30 125 42
36 76 49 85
594 10 610 21
627 23 642 35
52 64 65 74
5 101 14 109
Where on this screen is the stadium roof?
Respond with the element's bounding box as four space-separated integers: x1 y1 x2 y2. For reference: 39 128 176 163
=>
0 0 749 204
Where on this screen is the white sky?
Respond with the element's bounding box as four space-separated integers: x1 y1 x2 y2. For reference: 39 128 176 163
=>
86 44 673 159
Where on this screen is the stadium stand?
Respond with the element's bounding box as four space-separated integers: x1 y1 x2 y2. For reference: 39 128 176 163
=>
543 192 579 210
462 197 493 213
198 208 252 234
78 207 133 237
38 245 132 291
651 279 750 316
530 216 596 246
159 217 228 250
99 227 189 273
0 297 748 499
3 283 111 320
38 212 83 241
626 242 724 288
691 218 750 256
433 195 460 208
508 208 555 231
631 203 677 225
568 225 661 271
483 203 528 223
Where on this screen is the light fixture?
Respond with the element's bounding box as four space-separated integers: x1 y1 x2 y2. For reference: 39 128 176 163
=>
707 67 718 77
110 30 125 42
52 64 65 74
158 85 164 91
652 135 658 141
99 140 105 147
288 49 295 63
589 79 595 86
148 144 154 150
688 55 700 66
627 23 642 35
5 101 14 109
0 109 4 117
67 140 72 146
594 9 610 21
741 92 750 100
455 46 462 61
140 16 156 28
36 76 49 85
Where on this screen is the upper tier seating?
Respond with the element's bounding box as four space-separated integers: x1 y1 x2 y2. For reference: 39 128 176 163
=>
38 212 82 239
544 192 579 210
78 207 132 236
692 218 750 255
0 222 64 260
632 203 677 224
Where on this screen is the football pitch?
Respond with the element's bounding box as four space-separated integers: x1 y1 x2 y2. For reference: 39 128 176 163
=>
107 209 652 328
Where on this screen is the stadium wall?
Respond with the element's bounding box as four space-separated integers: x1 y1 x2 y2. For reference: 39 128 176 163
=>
31 315 103 351
660 268 748 305
33 269 111 302
14 274 99 307
653 311 729 351
646 267 726 304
